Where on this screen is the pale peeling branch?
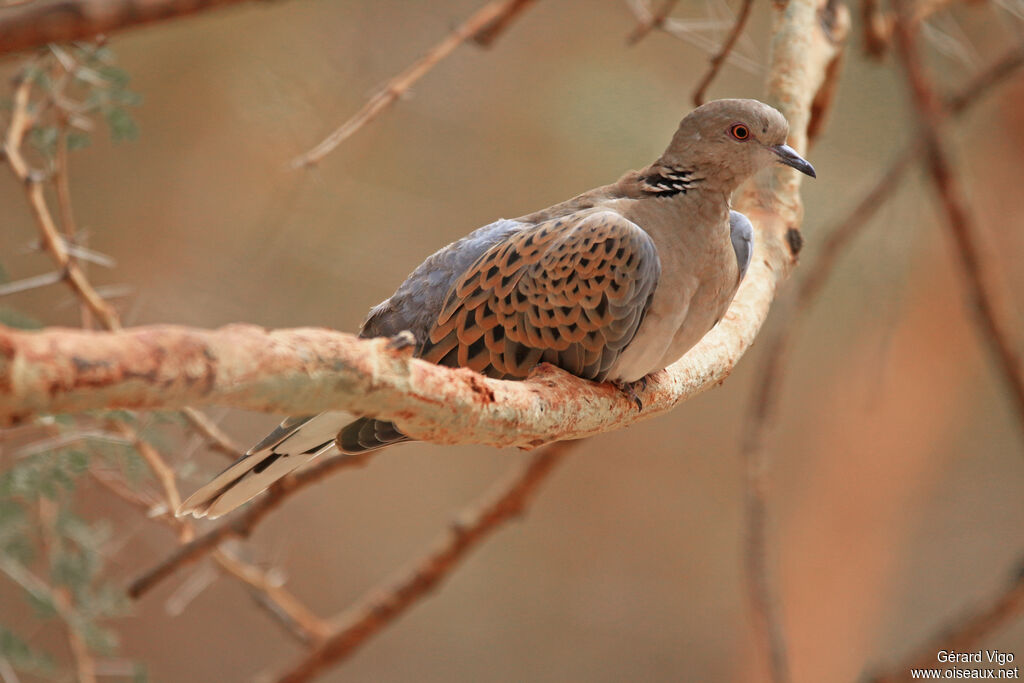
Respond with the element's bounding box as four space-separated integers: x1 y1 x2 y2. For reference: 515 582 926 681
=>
0 0 843 452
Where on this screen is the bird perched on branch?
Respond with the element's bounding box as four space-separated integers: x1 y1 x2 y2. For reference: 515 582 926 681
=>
179 98 815 519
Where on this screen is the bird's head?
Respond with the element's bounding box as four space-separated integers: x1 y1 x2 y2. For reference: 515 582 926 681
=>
660 99 815 188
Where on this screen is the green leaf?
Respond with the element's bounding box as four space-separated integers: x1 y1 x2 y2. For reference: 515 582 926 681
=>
0 498 23 527
1 534 35 566
65 449 91 476
96 65 131 89
25 590 57 619
0 307 42 330
79 619 118 654
22 64 50 89
113 89 143 107
67 131 92 151
0 623 55 675
104 107 138 142
28 125 58 157
101 410 137 425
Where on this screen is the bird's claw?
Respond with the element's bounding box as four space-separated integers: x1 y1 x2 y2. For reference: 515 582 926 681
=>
613 377 648 411
386 330 416 352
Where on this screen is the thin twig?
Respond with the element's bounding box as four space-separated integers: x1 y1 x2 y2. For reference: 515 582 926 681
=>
274 440 578 683
3 50 319 657
866 559 1024 682
2 72 121 330
0 559 96 683
128 451 372 598
622 0 763 74
290 0 538 168
0 270 66 297
213 548 332 645
54 93 92 329
180 407 244 460
471 0 538 47
626 0 680 45
3 61 245 464
109 421 190 540
893 3 1024 442
63 616 97 683
691 0 755 106
95 432 328 646
945 46 1024 113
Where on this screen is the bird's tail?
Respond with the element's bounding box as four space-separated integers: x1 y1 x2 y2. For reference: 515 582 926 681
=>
337 417 411 453
177 411 352 519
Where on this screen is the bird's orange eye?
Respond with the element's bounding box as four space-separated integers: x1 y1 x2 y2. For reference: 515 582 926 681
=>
730 124 750 140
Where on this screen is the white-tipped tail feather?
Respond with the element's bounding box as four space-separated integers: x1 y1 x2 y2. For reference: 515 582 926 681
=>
176 411 352 519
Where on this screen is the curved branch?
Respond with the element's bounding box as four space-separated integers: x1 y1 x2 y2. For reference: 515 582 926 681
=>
0 0 842 451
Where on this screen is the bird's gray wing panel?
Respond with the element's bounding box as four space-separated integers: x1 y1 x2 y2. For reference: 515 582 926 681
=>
729 210 754 284
359 219 526 344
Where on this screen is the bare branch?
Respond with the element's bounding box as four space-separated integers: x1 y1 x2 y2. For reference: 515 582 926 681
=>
95 425 329 644
0 0 261 57
2 72 122 331
691 0 755 106
273 440 577 683
738 43 1024 683
3 78 246 462
866 560 1024 682
213 548 333 645
470 0 538 47
180 407 244 460
945 46 1024 113
0 315 781 448
0 558 96 683
127 451 372 598
893 4 1024 443
4 0 841 552
0 270 66 297
289 0 538 169
735 1 850 681
807 0 850 143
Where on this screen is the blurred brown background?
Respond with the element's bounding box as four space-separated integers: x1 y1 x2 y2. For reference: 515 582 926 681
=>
1 0 1023 681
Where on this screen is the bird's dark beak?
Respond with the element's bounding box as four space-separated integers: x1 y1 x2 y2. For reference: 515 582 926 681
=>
771 144 816 178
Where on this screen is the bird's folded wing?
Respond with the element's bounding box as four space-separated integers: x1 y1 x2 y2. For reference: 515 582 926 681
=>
420 210 661 381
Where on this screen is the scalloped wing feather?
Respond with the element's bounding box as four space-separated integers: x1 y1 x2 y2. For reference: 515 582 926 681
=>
421 211 661 381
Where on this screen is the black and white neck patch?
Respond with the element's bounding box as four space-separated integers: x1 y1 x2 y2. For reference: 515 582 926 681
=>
639 167 702 197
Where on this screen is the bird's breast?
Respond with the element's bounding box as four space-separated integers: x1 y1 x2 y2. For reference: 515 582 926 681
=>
607 205 739 382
